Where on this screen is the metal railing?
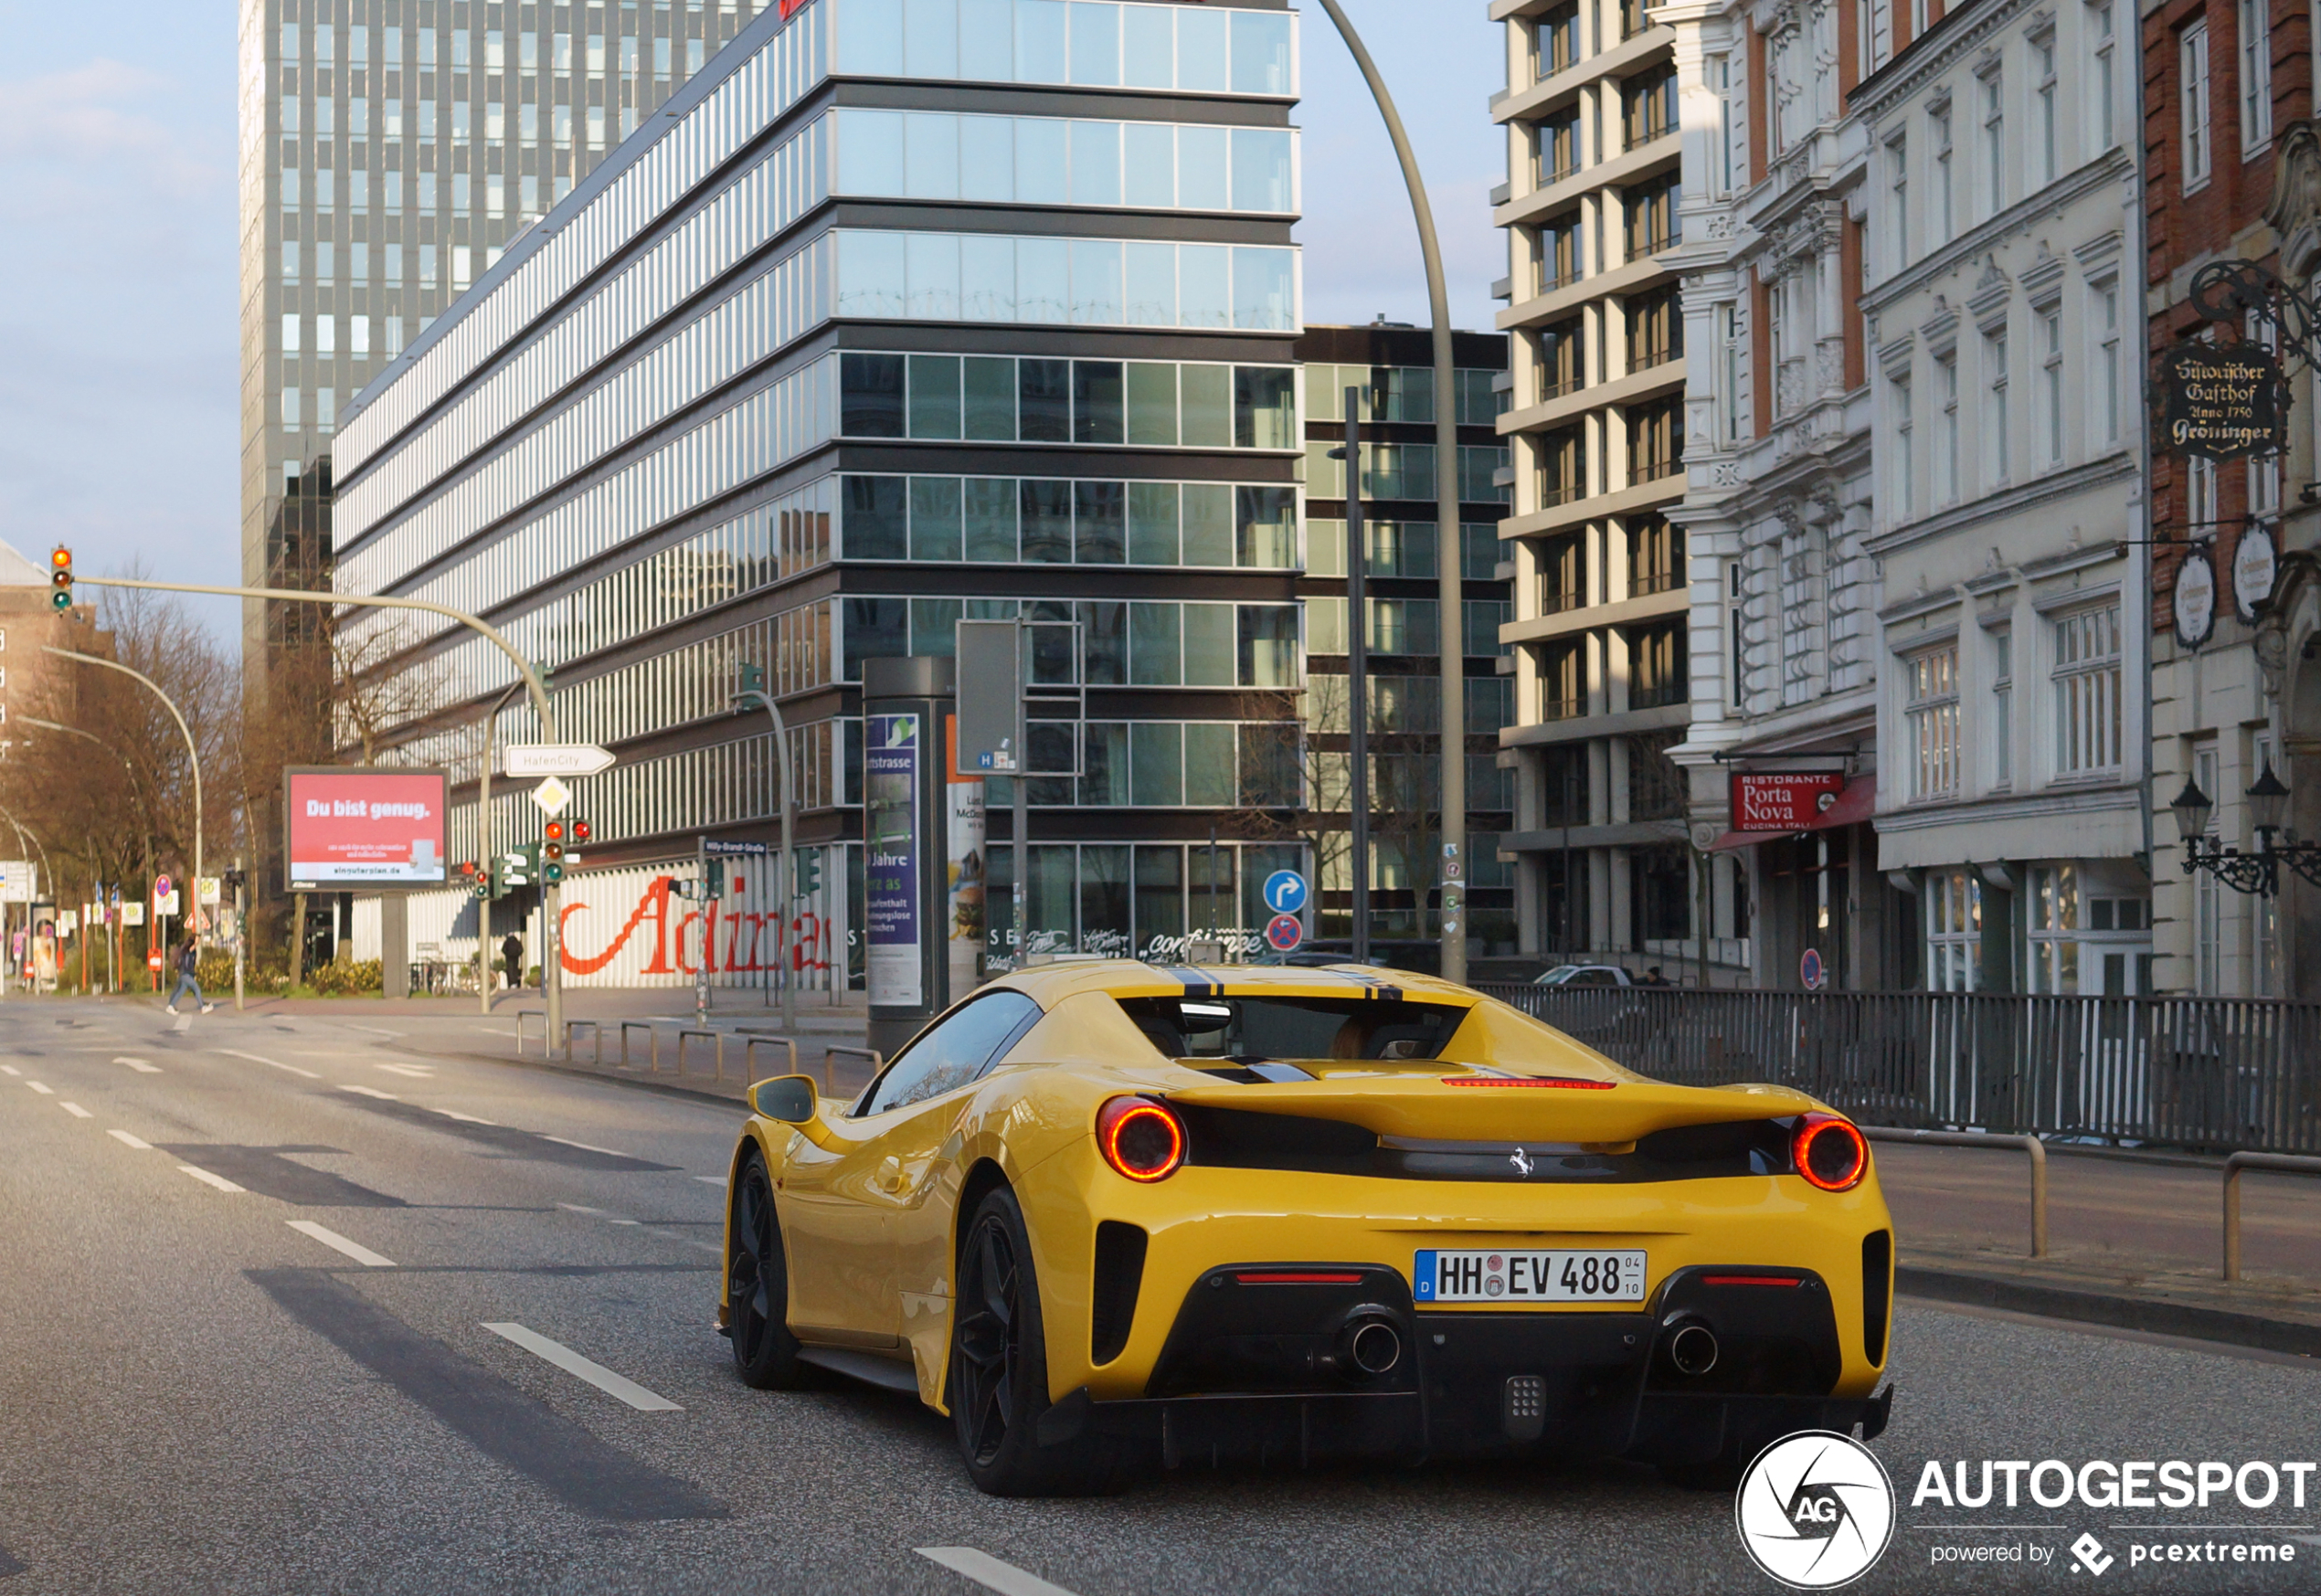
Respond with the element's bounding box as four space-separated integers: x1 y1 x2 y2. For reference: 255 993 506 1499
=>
2222 1152 2321 1279
824 1045 883 1095
1481 987 2321 1156
1863 1126 2047 1257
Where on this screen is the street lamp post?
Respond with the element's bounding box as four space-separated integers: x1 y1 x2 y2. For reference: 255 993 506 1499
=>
474 681 525 1015
734 664 796 1032
2170 756 2321 895
44 649 204 944
1329 396 1372 963
1314 0 1468 983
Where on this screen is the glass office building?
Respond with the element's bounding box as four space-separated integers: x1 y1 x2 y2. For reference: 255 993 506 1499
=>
240 0 758 656
331 0 1309 987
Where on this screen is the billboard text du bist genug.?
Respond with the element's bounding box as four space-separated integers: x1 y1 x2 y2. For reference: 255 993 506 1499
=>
285 767 450 890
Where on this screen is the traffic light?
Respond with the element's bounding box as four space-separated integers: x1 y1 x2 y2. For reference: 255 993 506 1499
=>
48 546 71 612
794 850 821 899
543 821 566 884
705 858 726 897
569 818 591 846
502 842 538 887
738 662 767 701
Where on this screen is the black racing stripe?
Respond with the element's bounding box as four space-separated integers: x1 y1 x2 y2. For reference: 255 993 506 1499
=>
250 1269 724 1521
1164 966 1221 999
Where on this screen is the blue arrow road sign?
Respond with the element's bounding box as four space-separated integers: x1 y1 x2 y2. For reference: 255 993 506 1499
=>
1263 870 1309 915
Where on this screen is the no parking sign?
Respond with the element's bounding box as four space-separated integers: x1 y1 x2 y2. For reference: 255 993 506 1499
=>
1265 914 1305 953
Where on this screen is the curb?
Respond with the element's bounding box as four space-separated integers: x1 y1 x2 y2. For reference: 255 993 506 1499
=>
403 1041 754 1112
1897 1264 2321 1358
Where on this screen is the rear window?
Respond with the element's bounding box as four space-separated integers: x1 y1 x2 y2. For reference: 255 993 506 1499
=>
1116 994 1468 1062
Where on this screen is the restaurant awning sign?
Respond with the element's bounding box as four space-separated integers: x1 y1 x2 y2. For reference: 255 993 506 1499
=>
2156 340 2289 460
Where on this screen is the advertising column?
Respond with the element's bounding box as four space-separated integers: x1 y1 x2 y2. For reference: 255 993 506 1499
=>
864 658 955 1060
946 717 986 1006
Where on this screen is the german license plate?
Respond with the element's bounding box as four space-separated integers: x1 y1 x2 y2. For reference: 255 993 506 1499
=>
1413 1248 1647 1304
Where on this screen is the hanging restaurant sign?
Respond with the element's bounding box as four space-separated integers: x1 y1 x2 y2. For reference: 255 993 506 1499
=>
1730 772 1845 831
2154 340 2289 460
2174 545 2218 650
2232 522 2279 623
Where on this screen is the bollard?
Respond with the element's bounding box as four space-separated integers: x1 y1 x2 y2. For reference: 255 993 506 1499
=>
620 1021 652 1068
2222 1151 2321 1280
745 1037 800 1086
821 1044 883 1096
514 1011 546 1056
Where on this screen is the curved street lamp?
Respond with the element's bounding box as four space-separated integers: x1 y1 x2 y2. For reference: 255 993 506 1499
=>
2171 756 2321 895
44 648 203 925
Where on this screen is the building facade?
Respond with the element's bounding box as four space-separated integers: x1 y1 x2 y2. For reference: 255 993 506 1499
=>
1856 0 2149 993
2144 0 2321 998
329 0 1313 988
1490 0 1705 974
239 0 758 653
1294 322 1514 957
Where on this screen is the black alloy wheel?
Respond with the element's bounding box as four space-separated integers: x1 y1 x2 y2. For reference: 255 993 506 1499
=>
728 1153 802 1388
949 1187 1130 1496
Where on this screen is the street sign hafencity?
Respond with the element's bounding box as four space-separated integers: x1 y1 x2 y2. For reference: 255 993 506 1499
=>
530 776 572 816
505 744 616 778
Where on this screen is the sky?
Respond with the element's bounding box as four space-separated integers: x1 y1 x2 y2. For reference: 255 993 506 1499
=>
0 1 1508 652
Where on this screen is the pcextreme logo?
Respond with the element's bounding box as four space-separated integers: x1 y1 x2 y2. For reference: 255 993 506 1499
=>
1735 1431 1897 1589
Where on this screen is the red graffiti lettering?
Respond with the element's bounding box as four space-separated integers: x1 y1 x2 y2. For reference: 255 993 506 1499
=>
560 876 678 975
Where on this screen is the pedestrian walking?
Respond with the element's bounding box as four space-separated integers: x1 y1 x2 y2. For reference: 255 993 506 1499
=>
502 932 524 992
165 937 214 1016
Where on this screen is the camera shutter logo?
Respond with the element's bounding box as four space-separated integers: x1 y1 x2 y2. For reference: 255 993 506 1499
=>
1733 1431 1895 1589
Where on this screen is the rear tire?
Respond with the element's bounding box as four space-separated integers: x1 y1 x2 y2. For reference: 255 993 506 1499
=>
728 1152 804 1390
949 1187 1130 1497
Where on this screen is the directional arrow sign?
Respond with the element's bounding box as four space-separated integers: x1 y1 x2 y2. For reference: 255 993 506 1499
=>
530 776 572 816
506 744 616 778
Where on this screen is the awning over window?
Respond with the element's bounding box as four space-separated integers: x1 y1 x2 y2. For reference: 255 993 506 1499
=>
1708 775 1873 851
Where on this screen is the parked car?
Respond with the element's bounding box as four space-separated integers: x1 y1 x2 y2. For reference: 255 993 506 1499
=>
1534 964 1637 987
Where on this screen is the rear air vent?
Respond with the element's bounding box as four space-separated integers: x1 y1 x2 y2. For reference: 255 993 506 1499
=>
1091 1221 1149 1365
1861 1230 1893 1367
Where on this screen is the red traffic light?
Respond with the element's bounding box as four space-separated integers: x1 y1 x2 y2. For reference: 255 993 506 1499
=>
570 819 591 844
545 820 565 842
459 861 478 879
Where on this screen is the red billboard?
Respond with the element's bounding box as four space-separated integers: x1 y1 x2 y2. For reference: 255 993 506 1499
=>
1730 772 1846 832
284 766 450 891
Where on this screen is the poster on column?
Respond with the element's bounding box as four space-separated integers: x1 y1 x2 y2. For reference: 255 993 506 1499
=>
947 715 986 1002
865 713 923 1008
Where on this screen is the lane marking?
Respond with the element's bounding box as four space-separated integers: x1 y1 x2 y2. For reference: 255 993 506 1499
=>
339 1084 400 1100
114 1057 162 1073
694 1175 727 1187
170 1014 191 1034
287 1221 397 1268
542 1135 632 1158
0 1064 18 1077
556 1202 612 1215
481 1322 683 1411
438 1109 499 1125
376 1063 437 1079
917 1548 1083 1596
177 1164 246 1193
343 1025 404 1038
58 1102 92 1119
213 1048 321 1079
26 1082 53 1095
109 1130 153 1149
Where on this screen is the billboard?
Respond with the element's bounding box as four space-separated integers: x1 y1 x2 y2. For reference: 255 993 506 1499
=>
284 766 450 891
1730 772 1846 832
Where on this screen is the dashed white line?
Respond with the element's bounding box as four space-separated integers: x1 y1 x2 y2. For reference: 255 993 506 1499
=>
109 1130 153 1149
114 1056 162 1073
212 1048 321 1079
0 1064 19 1077
339 1083 400 1100
481 1322 682 1411
917 1548 1083 1596
26 1081 53 1095
177 1164 245 1193
343 1025 404 1039
58 1102 92 1119
169 1014 191 1034
541 1135 631 1157
286 1221 397 1268
375 1063 437 1079
694 1175 728 1187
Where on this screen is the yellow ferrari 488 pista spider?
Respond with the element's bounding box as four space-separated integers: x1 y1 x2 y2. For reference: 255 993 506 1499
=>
719 962 1894 1496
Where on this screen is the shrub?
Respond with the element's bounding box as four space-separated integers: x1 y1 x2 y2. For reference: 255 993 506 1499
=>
310 958 384 996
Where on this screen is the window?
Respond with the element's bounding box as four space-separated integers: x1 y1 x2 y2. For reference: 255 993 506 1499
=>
1536 428 1585 506
1980 71 2005 216
1905 646 1959 799
1540 532 1586 614
2240 0 2273 155
1626 287 1682 372
1538 318 1585 399
1620 0 1651 39
2033 34 2058 185
1534 3 1581 77
1540 639 1584 719
1720 302 1744 441
2093 281 2121 446
1628 620 1687 709
1627 514 1684 596
1538 212 1583 292
1935 351 1958 502
1537 111 1579 185
2028 864 2080 993
1984 330 2009 483
2039 309 2063 467
2052 606 2123 774
1991 628 2014 786
1892 373 1913 516
2182 22 2212 189
2189 453 2219 529
858 990 1044 1115
1622 66 1677 147
2090 4 2116 151
1624 174 1680 257
1627 730 1687 821
1887 135 1909 269
1627 397 1682 482
1931 105 1954 245
1926 870 1982 990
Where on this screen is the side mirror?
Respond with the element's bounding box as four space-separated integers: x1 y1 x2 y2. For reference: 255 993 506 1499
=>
748 1073 820 1124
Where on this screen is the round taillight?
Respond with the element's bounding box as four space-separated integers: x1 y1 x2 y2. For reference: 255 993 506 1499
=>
1792 1112 1869 1192
1097 1095 1186 1182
